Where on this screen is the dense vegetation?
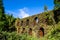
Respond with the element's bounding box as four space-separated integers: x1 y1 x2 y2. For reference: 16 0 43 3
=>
0 0 60 40
0 22 60 40
0 8 16 32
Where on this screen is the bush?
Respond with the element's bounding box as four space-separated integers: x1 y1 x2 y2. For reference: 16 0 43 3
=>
0 23 60 40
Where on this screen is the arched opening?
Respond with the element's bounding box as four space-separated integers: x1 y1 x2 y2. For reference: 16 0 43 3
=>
18 28 20 33
29 28 32 35
26 19 29 26
22 28 25 33
34 17 38 25
21 21 23 26
38 27 44 37
16 19 20 26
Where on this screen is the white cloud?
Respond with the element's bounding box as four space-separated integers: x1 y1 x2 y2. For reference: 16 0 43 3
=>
5 7 43 18
18 7 30 18
5 7 30 18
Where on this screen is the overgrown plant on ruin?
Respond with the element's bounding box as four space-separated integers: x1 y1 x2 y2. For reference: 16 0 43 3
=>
0 0 60 40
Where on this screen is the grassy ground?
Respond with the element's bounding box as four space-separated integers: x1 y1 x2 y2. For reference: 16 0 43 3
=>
0 22 60 40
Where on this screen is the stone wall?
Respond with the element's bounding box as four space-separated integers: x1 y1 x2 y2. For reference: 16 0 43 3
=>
15 11 54 37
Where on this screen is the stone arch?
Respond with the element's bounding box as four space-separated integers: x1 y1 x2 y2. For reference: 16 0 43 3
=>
15 18 20 27
34 17 38 25
21 28 25 33
38 27 44 36
26 19 29 26
18 28 20 33
29 28 32 35
21 21 23 26
17 21 20 26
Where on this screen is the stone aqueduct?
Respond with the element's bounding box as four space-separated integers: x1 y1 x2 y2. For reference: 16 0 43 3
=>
15 11 53 37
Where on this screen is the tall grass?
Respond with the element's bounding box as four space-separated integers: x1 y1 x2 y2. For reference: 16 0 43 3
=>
0 22 60 40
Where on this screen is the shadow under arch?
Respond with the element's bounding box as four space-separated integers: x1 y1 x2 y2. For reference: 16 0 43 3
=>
33 17 39 26
21 21 23 26
21 28 25 33
29 28 32 35
39 27 44 36
26 19 29 26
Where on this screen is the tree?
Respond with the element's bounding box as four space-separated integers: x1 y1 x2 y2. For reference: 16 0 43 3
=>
0 0 5 13
54 0 60 23
2 14 16 32
0 0 5 32
54 0 60 10
44 5 48 12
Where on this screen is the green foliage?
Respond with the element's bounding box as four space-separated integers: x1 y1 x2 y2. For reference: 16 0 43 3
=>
44 11 55 25
3 14 16 32
0 0 60 40
46 22 60 40
44 5 48 12
0 0 4 13
54 0 60 10
0 0 6 32
0 23 60 40
0 13 5 32
0 32 36 40
0 21 5 32
54 9 60 23
54 0 60 23
0 11 16 32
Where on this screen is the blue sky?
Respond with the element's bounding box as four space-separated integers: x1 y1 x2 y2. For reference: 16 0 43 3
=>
3 0 54 18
